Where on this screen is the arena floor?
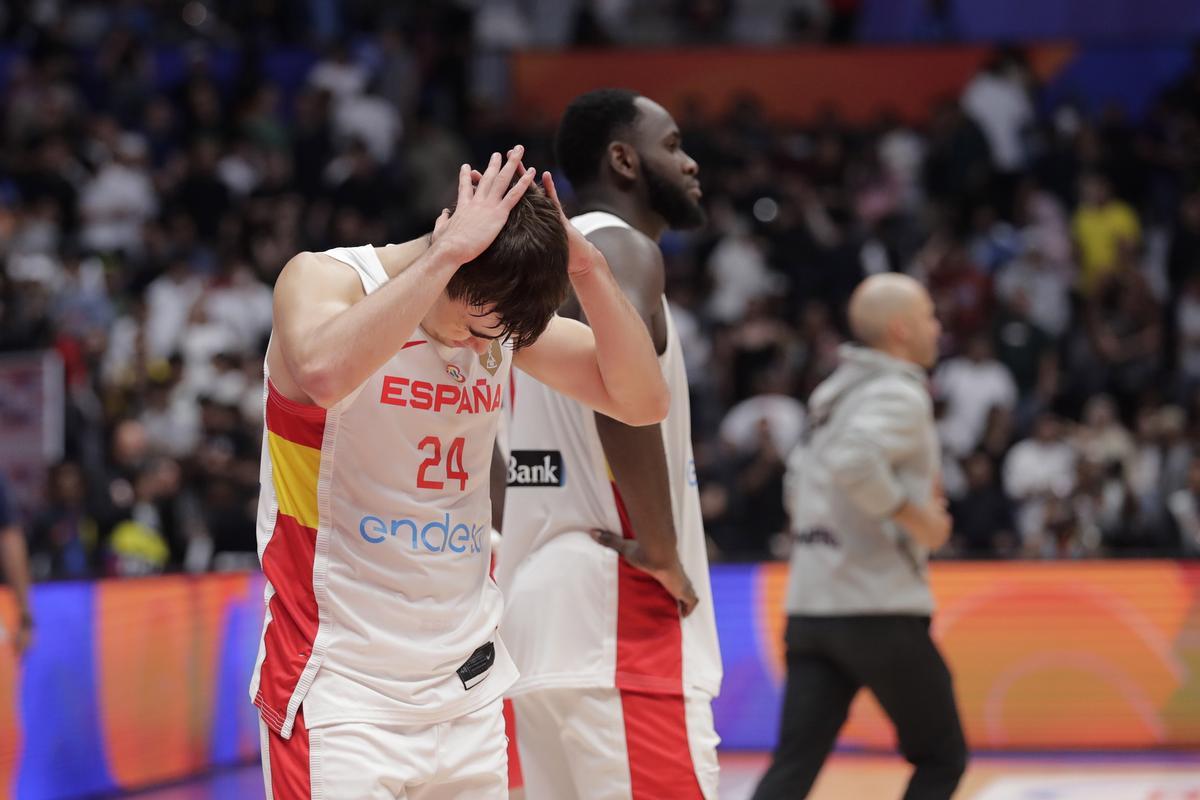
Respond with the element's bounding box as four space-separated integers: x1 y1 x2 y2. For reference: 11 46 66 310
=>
121 751 1200 799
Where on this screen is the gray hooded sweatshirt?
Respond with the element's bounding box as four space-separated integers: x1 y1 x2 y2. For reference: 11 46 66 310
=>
783 345 939 616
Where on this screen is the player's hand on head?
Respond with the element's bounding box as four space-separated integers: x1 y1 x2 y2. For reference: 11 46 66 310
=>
542 171 606 277
432 146 536 266
591 529 700 617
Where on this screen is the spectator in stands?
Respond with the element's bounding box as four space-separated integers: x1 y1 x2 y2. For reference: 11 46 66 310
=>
1168 189 1200 297
950 451 1017 557
1168 459 1200 555
920 235 993 351
28 462 103 580
961 49 1035 181
1003 413 1077 555
1083 263 1163 413
1072 172 1141 294
991 291 1057 427
1073 395 1135 479
934 335 1018 458
77 132 157 257
922 99 992 208
1158 406 1193 500
1175 272 1200 400
995 231 1072 339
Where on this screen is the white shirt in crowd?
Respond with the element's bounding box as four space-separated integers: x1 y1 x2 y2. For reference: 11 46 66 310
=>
934 356 1018 457
719 394 806 457
995 253 1072 337
307 56 367 99
334 93 402 164
145 270 205 360
961 69 1033 172
1003 434 1077 545
78 160 158 254
706 230 778 324
1168 489 1200 555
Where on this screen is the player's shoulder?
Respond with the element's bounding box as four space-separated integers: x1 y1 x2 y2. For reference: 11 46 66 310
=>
584 225 664 297
275 249 365 302
582 222 659 261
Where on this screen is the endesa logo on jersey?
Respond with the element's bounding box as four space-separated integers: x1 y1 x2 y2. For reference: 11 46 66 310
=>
507 450 565 487
359 513 486 555
379 375 502 415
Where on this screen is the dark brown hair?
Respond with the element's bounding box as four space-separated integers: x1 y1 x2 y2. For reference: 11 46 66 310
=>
445 185 569 349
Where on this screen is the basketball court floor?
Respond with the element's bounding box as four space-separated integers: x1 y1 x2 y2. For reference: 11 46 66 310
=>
120 751 1200 799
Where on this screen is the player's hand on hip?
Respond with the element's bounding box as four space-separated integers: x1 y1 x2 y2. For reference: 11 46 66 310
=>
541 170 606 277
431 146 537 265
591 529 700 617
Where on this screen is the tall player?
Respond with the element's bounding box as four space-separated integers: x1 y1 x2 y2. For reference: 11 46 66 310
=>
252 146 669 799
497 90 723 799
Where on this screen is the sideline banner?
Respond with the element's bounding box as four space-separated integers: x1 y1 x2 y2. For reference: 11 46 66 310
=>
2 562 1199 796
713 561 1200 750
0 574 264 798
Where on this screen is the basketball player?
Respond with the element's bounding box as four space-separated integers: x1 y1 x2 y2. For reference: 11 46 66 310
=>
751 274 967 800
251 146 670 799
497 90 722 799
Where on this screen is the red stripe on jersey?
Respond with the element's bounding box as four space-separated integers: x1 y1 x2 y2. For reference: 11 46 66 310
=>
402 340 427 349
611 483 686 695
620 690 703 799
504 698 524 790
266 382 327 450
255 512 319 735
266 705 311 799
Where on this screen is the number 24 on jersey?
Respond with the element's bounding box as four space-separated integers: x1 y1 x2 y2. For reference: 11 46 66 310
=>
417 436 469 491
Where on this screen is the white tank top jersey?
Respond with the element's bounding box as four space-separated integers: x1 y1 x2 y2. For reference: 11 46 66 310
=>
249 244 518 739
497 211 722 700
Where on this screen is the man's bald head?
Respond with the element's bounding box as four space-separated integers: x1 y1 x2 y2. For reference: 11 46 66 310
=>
848 273 941 368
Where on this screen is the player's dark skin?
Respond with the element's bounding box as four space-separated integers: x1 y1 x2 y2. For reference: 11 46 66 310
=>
557 96 704 616
491 96 702 614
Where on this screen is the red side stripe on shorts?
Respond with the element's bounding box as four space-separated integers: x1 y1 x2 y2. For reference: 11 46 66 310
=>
611 483 686 695
621 690 703 800
267 706 311 800
504 698 524 790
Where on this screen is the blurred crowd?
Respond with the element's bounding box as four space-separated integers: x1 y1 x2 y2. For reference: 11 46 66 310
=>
684 48 1200 561
1 3 1200 580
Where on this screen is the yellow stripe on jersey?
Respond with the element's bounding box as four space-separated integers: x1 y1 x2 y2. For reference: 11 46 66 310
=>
267 430 321 529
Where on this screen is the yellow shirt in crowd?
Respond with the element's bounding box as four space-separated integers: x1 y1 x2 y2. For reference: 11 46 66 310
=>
1072 200 1141 292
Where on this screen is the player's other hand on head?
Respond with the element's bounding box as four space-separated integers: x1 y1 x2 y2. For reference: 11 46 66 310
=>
591 529 700 617
541 170 605 277
431 146 537 265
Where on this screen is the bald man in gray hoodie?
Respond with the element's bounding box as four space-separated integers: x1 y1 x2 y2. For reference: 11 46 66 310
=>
752 274 967 800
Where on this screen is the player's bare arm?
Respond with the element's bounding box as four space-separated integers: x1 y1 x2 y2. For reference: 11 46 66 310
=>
513 172 670 427
269 148 537 408
579 226 699 616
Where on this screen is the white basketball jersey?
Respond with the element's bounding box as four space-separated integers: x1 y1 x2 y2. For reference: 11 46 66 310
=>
250 245 518 739
497 212 722 700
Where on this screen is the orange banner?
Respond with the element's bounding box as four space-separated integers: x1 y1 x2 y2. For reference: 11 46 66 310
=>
511 45 1076 125
752 561 1200 750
